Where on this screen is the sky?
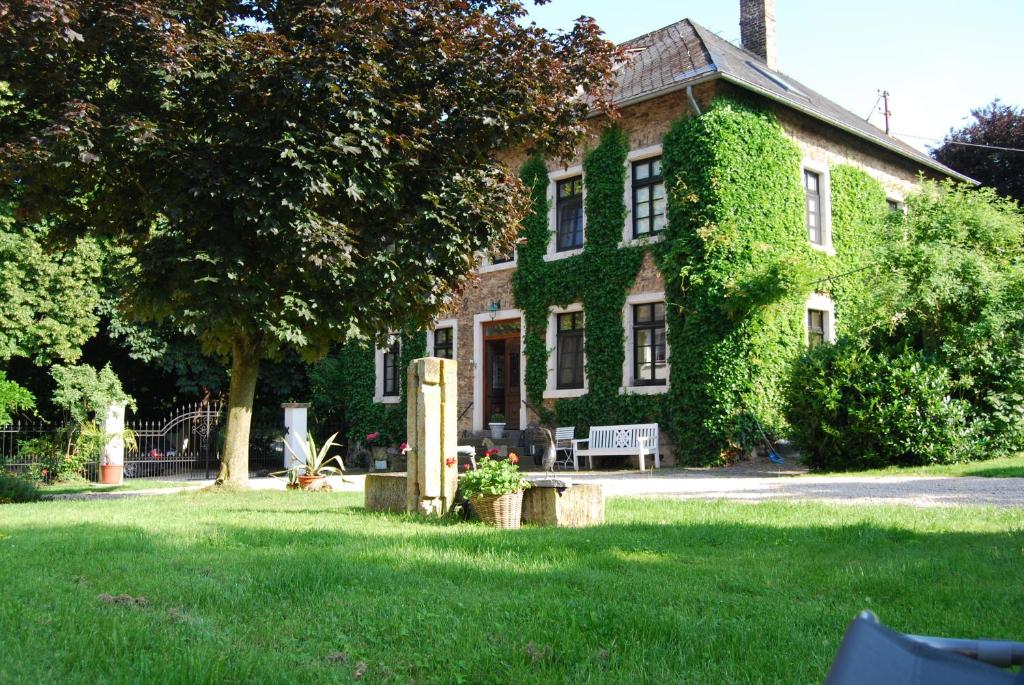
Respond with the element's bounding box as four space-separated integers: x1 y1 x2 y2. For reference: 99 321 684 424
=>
525 0 1024 153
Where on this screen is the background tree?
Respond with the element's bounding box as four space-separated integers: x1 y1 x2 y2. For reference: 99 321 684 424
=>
932 100 1024 204
0 1 617 483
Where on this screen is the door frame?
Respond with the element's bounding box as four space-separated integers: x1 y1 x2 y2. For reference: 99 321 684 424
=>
473 309 525 432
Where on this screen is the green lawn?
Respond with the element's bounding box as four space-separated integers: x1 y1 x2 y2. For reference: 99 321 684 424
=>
811 453 1024 478
40 479 193 496
1 492 1022 684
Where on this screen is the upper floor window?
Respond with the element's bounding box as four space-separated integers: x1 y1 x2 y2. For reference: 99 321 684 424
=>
633 158 666 238
382 340 400 396
632 302 667 385
556 311 585 389
805 170 823 245
433 327 453 360
807 309 827 348
491 251 515 264
556 176 584 252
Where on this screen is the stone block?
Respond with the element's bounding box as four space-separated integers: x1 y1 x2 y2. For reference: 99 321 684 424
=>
365 473 408 513
521 482 604 527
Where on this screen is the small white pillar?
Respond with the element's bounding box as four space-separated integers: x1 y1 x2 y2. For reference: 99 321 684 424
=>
282 403 309 468
102 402 126 484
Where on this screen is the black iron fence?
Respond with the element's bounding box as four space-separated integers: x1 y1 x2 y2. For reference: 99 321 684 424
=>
1 400 287 482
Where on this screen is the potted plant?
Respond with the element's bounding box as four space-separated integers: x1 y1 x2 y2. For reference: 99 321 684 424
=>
366 431 390 471
459 453 531 529
488 412 506 439
278 432 346 491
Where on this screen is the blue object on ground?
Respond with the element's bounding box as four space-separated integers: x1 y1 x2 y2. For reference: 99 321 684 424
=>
768 451 785 465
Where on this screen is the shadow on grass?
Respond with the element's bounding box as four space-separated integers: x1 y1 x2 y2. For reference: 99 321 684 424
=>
3 497 1023 684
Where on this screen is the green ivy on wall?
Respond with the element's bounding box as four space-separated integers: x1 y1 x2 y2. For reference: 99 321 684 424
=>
514 126 666 433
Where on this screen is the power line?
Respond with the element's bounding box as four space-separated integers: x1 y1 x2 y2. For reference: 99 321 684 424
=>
894 133 1024 154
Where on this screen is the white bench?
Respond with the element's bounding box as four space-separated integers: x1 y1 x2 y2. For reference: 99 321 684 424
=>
572 423 660 471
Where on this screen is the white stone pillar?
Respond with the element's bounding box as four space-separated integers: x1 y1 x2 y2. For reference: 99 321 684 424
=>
102 402 126 484
282 403 309 469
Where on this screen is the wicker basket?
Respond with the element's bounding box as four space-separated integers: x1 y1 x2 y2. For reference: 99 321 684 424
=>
470 491 525 529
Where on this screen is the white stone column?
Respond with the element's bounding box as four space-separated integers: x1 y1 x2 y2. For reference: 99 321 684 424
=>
281 403 309 468
102 402 126 484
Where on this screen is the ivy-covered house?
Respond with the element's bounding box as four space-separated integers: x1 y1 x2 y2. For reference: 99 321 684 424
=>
343 0 971 466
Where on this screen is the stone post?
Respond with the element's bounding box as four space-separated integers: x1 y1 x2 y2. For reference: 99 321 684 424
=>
405 357 458 516
281 403 309 468
102 402 126 484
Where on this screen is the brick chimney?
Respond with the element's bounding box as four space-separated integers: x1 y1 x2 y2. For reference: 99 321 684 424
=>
739 0 778 71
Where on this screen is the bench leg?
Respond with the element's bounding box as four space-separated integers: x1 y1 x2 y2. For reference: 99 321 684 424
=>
654 451 660 469
573 452 578 471
638 450 645 472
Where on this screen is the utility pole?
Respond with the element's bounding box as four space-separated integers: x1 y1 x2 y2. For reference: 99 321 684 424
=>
880 90 892 135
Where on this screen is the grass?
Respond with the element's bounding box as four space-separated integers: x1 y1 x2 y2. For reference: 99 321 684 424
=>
811 453 1024 479
40 479 194 496
1 492 1022 684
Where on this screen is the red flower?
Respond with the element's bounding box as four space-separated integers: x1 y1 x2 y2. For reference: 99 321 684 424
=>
508 453 519 464
366 431 380 442
463 463 471 471
485 448 499 457
445 457 456 467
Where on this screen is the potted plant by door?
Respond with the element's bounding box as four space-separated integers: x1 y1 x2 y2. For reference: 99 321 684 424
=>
488 412 506 439
366 431 390 471
459 453 531 529
278 432 346 491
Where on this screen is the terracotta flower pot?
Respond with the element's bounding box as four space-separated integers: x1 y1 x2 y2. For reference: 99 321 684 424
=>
298 474 326 491
100 464 123 485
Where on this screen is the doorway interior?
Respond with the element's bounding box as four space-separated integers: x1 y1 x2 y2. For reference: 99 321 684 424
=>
482 318 521 430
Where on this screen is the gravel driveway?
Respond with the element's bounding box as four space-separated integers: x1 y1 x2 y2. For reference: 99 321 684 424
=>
559 469 1024 508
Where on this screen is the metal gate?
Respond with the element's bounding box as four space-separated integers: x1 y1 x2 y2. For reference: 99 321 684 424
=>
126 401 222 481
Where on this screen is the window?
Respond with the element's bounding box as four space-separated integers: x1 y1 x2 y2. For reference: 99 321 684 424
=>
433 327 453 360
382 341 400 396
492 250 515 264
807 309 826 348
805 170 822 245
887 198 904 213
556 176 584 252
632 303 667 385
632 157 666 238
556 311 585 389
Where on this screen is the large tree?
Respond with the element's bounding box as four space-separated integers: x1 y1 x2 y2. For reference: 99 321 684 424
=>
0 1 616 483
932 100 1024 204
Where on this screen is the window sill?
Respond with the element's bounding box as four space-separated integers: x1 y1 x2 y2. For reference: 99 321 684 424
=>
544 247 584 262
373 395 402 405
619 384 669 396
618 233 665 249
478 261 516 274
543 387 588 400
810 242 836 256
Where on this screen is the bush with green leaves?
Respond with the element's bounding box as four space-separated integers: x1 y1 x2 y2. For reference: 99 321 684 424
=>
787 180 1024 468
0 472 40 504
459 455 531 498
787 341 974 470
0 371 33 425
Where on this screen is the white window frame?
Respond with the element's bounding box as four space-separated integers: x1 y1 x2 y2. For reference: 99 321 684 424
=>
373 337 402 404
620 291 670 395
805 293 836 346
477 249 517 274
802 159 834 255
886 190 907 215
425 318 458 360
621 144 667 247
471 308 526 432
544 302 588 399
545 165 586 262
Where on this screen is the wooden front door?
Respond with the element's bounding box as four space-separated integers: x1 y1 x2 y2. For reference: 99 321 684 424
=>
483 319 521 430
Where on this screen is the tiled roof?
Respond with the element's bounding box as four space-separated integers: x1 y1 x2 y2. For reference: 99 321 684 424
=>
606 19 971 183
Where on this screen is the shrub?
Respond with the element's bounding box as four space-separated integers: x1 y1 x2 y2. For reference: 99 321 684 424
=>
787 341 974 471
459 454 531 498
0 472 40 504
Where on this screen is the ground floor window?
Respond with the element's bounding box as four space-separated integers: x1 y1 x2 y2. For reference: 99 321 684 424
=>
433 327 453 359
805 293 835 348
556 311 585 389
382 341 400 396
633 302 667 385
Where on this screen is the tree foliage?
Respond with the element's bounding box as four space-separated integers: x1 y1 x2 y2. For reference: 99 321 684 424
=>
932 100 1024 204
788 180 1024 468
0 370 34 425
0 0 617 482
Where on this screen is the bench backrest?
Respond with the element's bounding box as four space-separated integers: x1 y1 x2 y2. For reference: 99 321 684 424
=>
554 427 575 446
588 423 659 450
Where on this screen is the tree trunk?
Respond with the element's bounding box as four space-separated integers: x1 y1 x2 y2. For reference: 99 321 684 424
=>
216 337 261 486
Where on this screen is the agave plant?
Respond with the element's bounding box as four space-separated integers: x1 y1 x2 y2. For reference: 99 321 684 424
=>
284 432 346 478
